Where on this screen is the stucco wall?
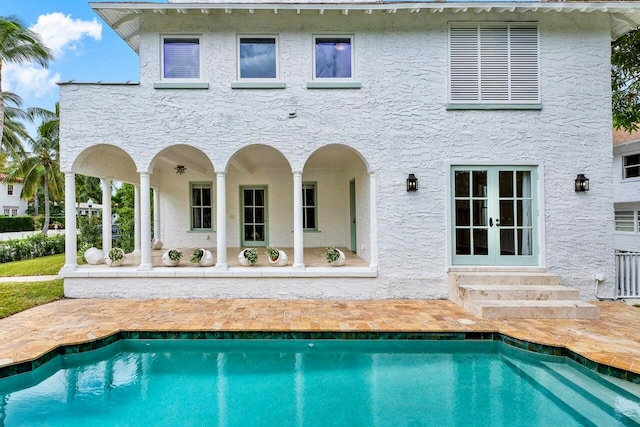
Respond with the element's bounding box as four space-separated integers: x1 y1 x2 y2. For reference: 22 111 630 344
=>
613 141 640 252
60 10 615 298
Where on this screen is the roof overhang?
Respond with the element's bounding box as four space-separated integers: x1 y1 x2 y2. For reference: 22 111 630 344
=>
90 1 640 53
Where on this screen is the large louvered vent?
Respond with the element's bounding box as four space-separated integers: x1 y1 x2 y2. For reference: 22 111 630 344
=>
449 23 539 103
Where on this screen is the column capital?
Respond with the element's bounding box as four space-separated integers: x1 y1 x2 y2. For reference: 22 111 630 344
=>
216 171 227 177
292 170 303 177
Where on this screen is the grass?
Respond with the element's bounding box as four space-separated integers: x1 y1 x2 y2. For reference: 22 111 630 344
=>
0 253 65 277
0 279 64 319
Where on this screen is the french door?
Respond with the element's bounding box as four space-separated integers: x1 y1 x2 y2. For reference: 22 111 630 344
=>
451 166 538 266
241 187 267 247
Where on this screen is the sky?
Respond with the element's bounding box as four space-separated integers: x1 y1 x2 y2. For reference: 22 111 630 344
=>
1 0 163 116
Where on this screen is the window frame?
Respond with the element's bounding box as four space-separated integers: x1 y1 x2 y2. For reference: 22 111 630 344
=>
623 153 640 180
312 34 355 82
190 182 214 232
302 181 318 231
615 210 638 233
236 34 280 81
447 22 540 109
160 34 202 81
7 184 13 196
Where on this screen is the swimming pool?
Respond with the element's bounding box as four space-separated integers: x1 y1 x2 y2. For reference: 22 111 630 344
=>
1 339 639 426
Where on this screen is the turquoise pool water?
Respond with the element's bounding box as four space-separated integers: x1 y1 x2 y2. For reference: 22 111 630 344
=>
1 340 639 426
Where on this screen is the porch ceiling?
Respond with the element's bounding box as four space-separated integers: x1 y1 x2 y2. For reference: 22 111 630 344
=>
90 1 640 53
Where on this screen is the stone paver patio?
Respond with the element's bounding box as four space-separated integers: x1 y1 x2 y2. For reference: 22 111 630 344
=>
1 299 639 378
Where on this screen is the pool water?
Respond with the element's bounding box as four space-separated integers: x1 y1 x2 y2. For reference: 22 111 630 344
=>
1 340 639 426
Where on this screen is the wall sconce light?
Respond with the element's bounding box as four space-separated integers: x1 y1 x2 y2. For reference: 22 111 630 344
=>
407 174 418 192
175 165 187 175
574 174 589 192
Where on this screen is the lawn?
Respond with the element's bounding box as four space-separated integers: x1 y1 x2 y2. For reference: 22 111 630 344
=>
0 279 64 319
0 253 65 276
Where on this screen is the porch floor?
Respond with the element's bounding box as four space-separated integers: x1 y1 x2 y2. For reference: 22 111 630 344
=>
99 247 368 268
1 300 640 379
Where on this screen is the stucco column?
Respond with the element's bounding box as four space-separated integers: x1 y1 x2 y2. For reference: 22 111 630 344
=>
134 185 141 254
215 172 228 269
369 172 378 269
153 188 160 241
62 172 77 271
101 179 112 253
138 173 152 270
293 170 305 269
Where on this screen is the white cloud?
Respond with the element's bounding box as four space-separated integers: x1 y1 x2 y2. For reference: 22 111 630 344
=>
1 13 102 99
31 12 102 57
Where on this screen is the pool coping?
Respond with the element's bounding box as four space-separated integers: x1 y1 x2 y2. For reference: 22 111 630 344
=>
1 330 637 384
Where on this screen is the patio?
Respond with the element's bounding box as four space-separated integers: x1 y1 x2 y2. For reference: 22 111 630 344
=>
1 299 639 381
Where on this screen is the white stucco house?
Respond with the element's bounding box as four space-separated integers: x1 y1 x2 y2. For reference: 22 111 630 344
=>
58 0 640 311
0 174 28 217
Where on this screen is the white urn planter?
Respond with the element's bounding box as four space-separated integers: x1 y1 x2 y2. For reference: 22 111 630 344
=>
84 247 105 265
162 249 181 267
238 248 258 266
152 239 163 250
192 248 214 267
268 250 288 267
327 248 346 267
105 248 126 267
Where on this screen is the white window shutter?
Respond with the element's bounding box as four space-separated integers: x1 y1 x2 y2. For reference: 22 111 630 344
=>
449 23 539 103
450 26 479 101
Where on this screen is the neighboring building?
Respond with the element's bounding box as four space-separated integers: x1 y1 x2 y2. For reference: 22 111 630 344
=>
0 174 28 217
613 129 640 252
58 0 640 301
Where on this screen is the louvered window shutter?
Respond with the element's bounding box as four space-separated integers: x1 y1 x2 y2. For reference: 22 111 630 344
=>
449 24 539 103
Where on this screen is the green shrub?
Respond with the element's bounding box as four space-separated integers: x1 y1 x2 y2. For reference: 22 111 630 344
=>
77 215 102 249
0 234 65 263
0 216 34 233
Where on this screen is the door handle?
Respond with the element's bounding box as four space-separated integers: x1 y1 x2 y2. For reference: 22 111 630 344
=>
489 218 493 227
495 219 500 227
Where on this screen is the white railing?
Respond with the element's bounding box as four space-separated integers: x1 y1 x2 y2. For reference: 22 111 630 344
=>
615 252 640 298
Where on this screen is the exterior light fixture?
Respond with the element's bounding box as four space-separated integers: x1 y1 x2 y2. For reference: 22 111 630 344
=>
175 165 187 175
407 174 418 192
574 174 589 192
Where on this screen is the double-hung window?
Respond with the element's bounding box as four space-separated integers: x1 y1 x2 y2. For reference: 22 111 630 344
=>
313 35 354 80
7 184 13 196
623 154 640 179
238 36 278 79
162 36 201 79
191 183 212 230
448 23 539 107
302 182 317 230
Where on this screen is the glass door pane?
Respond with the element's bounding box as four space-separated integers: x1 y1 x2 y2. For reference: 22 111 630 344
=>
241 188 267 246
454 169 489 258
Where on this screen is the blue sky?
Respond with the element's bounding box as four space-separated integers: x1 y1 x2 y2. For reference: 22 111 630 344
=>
1 0 164 115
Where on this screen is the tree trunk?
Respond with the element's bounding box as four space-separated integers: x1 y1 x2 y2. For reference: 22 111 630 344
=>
42 171 50 235
34 184 39 216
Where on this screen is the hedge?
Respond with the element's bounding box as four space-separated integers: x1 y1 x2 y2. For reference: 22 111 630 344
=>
0 216 34 233
0 233 65 263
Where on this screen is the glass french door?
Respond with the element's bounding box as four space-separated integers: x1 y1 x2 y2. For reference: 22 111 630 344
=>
241 187 267 247
451 166 538 266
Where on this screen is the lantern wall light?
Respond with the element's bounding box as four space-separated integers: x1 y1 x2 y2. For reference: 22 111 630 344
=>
574 174 589 192
407 174 418 192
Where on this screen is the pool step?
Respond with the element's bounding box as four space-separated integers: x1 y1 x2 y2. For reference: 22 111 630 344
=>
448 272 599 320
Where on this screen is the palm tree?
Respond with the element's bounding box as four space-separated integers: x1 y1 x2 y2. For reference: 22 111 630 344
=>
0 16 53 142
9 108 62 235
1 91 27 167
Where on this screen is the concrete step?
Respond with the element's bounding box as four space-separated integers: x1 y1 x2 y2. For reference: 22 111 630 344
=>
452 272 562 287
469 300 600 320
459 284 580 302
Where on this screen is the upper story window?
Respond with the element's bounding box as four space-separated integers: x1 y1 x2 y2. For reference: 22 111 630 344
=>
623 154 640 179
162 36 201 79
7 184 13 196
449 23 539 105
615 210 638 232
238 36 278 79
313 35 354 80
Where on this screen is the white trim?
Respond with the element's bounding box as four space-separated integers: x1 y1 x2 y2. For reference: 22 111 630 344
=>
236 34 280 81
312 34 355 82
160 34 203 81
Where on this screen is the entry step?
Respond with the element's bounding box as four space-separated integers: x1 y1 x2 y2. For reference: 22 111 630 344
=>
470 300 600 320
458 284 580 301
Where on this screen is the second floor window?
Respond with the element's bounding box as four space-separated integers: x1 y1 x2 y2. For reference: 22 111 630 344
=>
615 210 638 232
7 184 13 196
623 154 640 179
313 35 353 80
449 23 539 104
191 183 212 230
239 36 278 79
163 36 200 79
